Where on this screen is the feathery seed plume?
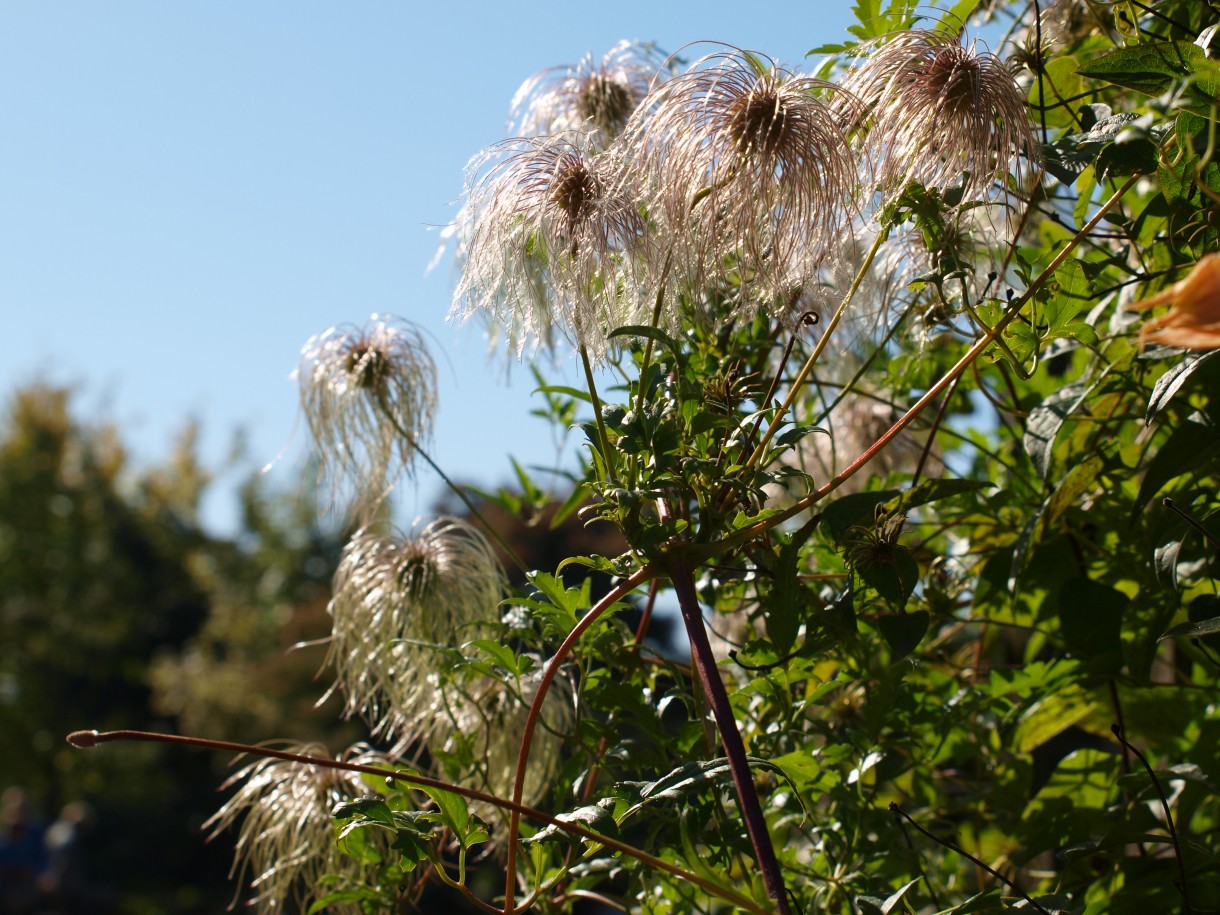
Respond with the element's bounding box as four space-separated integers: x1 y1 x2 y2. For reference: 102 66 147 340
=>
326 517 506 739
842 29 1034 204
205 743 393 915
625 47 859 321
298 316 436 514
509 40 668 145
452 134 649 360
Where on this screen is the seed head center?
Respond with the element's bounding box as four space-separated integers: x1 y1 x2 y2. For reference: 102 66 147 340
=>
578 73 635 134
729 88 793 160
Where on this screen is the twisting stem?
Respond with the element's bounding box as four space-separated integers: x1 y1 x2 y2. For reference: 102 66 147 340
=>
709 175 1142 558
65 728 766 915
743 229 888 476
380 406 530 576
503 565 656 915
1111 724 1193 914
889 803 1051 915
580 344 619 488
668 556 792 915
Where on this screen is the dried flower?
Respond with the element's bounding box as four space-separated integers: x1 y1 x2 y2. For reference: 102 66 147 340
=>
509 40 668 145
1127 253 1220 350
326 517 506 738
298 316 436 512
625 47 859 319
842 29 1034 204
205 743 392 915
451 134 649 359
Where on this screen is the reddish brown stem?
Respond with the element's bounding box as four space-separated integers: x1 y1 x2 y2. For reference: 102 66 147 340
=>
67 726 767 915
668 556 792 915
502 565 655 915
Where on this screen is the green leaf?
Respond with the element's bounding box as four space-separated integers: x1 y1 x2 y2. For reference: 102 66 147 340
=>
1057 578 1127 672
1146 350 1220 425
859 547 921 611
1161 615 1220 639
821 490 900 544
1136 416 1220 507
390 824 432 872
884 478 992 514
876 610 929 658
524 800 618 849
1013 686 1103 753
332 795 395 828
765 538 806 655
609 324 683 361
308 887 387 913
419 785 486 848
531 384 591 404
1077 41 1202 97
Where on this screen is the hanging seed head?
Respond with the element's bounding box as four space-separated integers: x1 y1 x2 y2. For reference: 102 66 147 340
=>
624 46 859 321
204 743 394 915
842 29 1034 204
727 79 798 160
576 71 638 136
326 518 506 739
451 134 649 361
298 316 436 518
510 40 668 144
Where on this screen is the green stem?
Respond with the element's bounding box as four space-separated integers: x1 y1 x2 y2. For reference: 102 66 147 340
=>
580 344 619 488
699 174 1141 560
743 229 888 476
629 255 672 492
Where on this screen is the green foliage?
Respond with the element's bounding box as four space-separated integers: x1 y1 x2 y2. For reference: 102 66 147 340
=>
63 2 1220 914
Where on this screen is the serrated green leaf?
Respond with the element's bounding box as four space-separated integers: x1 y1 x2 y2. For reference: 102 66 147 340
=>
1077 41 1202 96
332 795 395 827
1161 614 1220 639
1023 382 1090 479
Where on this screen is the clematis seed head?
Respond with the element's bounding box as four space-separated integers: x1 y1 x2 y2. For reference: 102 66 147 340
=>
842 29 1034 204
298 315 436 517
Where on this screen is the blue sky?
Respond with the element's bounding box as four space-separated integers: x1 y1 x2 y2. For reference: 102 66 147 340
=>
1 2 857 532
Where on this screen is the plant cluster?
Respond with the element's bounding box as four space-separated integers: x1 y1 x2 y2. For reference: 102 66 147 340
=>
70 1 1220 913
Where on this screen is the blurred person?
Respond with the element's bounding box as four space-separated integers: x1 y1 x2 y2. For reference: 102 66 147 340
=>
39 801 112 914
0 787 47 915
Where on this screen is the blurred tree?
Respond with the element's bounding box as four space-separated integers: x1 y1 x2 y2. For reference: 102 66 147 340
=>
0 384 356 913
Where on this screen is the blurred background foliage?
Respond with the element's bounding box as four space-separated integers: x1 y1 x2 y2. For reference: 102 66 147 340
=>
0 384 351 912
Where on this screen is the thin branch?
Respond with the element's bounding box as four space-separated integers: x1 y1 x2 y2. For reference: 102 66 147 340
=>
705 175 1142 559
1111 724 1193 914
889 803 1051 915
503 564 657 915
66 727 768 915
